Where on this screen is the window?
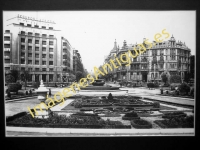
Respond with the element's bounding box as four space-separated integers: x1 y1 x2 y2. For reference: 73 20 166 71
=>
27 24 31 27
49 48 53 52
49 61 53 65
28 39 32 43
42 41 46 45
21 45 25 50
42 54 46 58
49 54 53 58
4 36 10 41
49 35 54 38
21 60 25 64
20 23 24 26
4 44 10 48
42 47 46 51
28 68 32 71
49 41 54 45
42 34 47 37
34 25 39 28
35 40 39 44
35 60 39 65
35 68 39 71
49 27 53 29
5 30 10 33
42 68 46 71
5 60 10 63
63 42 67 46
49 68 54 71
42 61 46 65
35 33 40 37
35 47 39 51
28 46 32 50
35 54 39 58
21 31 25 35
42 26 46 29
28 32 33 36
28 60 32 64
28 53 32 57
21 52 25 57
21 38 25 43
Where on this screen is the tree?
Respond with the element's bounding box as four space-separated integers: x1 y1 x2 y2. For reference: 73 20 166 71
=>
21 70 30 90
5 75 15 84
161 72 168 84
184 72 190 83
76 71 83 81
10 69 20 82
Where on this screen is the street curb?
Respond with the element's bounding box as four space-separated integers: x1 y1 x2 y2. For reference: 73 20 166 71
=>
6 127 194 136
143 97 194 107
154 95 194 101
5 96 38 103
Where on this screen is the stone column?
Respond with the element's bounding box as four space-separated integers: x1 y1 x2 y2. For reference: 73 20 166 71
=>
32 74 35 82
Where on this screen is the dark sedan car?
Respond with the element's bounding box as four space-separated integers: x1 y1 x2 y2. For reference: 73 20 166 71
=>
92 79 105 86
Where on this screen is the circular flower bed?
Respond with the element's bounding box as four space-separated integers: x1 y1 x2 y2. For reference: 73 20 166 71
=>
122 111 140 120
131 119 152 129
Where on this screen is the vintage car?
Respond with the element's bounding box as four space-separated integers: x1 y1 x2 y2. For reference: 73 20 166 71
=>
92 79 105 86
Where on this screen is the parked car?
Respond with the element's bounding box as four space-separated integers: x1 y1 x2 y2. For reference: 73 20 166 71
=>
92 79 105 86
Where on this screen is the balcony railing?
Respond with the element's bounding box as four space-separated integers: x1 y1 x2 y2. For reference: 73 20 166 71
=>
4 56 10 59
4 48 10 51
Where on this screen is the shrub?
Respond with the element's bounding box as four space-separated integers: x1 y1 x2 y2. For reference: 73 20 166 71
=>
124 111 138 117
170 83 181 90
161 73 168 84
8 83 22 92
178 83 190 95
147 83 154 88
131 119 152 128
153 102 160 108
170 75 181 83
108 93 113 100
74 102 82 108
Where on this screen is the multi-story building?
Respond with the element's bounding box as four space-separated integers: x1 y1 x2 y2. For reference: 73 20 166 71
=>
103 35 191 83
73 50 84 79
3 14 74 82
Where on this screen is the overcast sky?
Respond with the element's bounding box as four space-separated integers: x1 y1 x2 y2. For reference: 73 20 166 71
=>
3 11 195 72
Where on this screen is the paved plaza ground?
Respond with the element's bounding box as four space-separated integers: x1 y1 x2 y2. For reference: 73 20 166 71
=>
5 83 195 136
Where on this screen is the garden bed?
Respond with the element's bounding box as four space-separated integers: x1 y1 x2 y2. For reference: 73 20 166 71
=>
162 112 187 119
6 113 130 129
154 115 194 128
131 119 152 129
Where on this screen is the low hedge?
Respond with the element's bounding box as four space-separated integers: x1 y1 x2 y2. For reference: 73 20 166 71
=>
6 111 27 122
154 116 194 128
162 113 187 119
82 104 112 107
131 119 152 129
7 83 22 93
122 116 140 120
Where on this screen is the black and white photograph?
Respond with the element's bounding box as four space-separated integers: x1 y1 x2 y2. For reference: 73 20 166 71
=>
3 10 195 137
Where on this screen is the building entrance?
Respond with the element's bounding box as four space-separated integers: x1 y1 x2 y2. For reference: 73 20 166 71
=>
142 72 148 82
42 74 46 82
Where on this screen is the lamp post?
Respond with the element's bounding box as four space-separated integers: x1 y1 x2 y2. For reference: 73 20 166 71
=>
154 64 156 82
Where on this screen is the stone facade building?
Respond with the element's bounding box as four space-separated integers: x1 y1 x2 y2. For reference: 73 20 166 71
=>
103 36 191 83
3 14 74 82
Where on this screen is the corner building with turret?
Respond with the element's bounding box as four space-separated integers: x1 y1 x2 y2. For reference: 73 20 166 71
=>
103 36 191 83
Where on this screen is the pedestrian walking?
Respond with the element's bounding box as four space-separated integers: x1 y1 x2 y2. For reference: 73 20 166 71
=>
29 89 32 96
49 89 52 97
